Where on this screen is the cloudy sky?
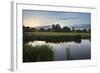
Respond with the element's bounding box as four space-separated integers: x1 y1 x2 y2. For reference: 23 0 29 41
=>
23 10 91 28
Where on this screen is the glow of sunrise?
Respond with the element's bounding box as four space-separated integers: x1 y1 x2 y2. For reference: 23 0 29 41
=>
23 10 91 28
23 17 44 27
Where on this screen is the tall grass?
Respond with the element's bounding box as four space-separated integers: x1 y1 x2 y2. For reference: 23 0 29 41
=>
23 44 54 62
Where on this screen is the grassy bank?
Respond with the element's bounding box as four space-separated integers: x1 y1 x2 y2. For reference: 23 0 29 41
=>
24 32 90 37
23 44 54 62
23 32 90 43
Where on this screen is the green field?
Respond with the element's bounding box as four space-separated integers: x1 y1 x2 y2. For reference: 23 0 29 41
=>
24 32 90 38
23 32 90 43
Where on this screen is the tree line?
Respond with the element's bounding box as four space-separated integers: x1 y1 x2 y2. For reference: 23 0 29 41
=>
23 24 91 32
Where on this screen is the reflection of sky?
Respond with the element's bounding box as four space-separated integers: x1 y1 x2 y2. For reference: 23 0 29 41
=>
23 10 91 28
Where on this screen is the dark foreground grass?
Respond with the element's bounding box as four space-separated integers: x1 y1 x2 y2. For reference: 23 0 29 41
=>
23 44 54 62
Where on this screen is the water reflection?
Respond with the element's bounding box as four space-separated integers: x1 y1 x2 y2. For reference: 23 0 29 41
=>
27 39 91 60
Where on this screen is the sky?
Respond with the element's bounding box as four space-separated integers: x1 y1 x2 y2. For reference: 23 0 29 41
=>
23 10 91 28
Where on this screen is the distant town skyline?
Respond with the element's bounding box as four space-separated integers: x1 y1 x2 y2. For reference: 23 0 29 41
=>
23 10 91 28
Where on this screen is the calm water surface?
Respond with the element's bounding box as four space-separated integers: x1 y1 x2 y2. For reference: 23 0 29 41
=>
27 39 91 61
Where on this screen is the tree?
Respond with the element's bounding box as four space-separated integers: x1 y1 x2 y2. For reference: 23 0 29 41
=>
52 24 56 31
83 28 87 32
23 26 31 32
88 28 91 32
30 27 36 32
51 24 62 32
76 29 81 32
40 28 45 31
55 24 61 32
63 26 71 32
72 27 75 31
47 28 51 32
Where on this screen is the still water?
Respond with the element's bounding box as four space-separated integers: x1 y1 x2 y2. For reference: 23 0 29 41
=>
27 39 91 61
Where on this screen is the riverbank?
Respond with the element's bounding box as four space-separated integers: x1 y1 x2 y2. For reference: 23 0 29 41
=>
23 32 90 43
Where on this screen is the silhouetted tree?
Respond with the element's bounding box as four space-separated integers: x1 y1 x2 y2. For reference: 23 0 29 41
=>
72 27 75 31
52 24 56 31
83 28 87 32
76 29 81 32
47 28 51 31
88 28 91 32
63 26 71 32
23 26 31 32
55 24 61 32
30 27 36 32
40 28 45 31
